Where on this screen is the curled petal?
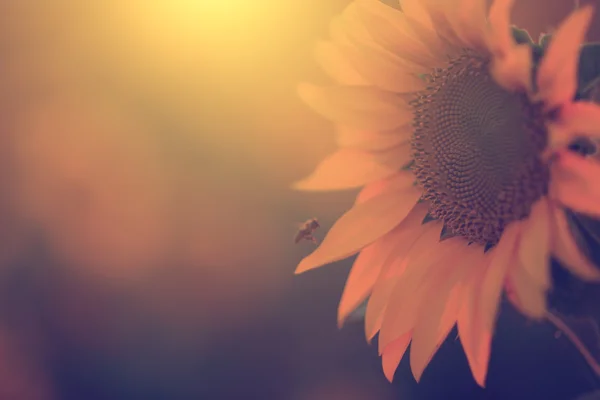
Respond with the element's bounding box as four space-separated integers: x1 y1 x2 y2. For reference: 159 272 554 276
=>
295 185 422 274
550 204 600 281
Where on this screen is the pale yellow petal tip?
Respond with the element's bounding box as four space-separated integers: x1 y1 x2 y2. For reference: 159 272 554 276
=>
290 177 318 191
297 82 319 105
294 255 318 275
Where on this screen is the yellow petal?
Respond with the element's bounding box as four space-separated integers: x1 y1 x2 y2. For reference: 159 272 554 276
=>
295 185 422 274
536 5 593 107
550 204 600 281
400 0 435 31
378 230 469 353
338 222 414 327
487 0 516 57
293 147 412 191
366 278 400 342
450 0 489 51
337 42 427 92
410 247 481 382
354 172 416 204
314 41 368 86
400 13 447 57
354 0 441 68
479 221 521 334
381 332 412 382
298 83 413 131
336 125 412 151
507 264 546 319
517 199 552 289
419 0 464 48
490 44 533 92
363 203 430 340
457 264 491 387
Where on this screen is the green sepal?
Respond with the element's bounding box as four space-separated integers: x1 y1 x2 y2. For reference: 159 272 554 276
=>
401 160 415 171
439 225 457 241
538 33 552 50
511 26 533 45
421 212 436 225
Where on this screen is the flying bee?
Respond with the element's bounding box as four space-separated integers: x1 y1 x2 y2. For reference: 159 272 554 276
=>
295 218 320 244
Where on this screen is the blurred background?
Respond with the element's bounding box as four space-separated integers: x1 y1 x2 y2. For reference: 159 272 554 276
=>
0 0 599 399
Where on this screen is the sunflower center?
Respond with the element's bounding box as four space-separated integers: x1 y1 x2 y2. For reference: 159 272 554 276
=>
411 52 549 246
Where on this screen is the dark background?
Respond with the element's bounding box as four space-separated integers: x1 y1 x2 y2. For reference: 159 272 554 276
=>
0 1 599 399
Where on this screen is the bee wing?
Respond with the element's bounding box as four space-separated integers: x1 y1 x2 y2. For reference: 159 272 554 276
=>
294 230 305 244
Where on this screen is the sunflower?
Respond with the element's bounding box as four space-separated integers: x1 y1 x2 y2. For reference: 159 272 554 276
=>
294 0 600 387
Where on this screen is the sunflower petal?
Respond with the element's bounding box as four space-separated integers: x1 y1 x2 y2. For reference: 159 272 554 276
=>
336 125 412 151
410 247 480 382
550 205 600 281
490 44 533 92
381 332 412 382
364 203 431 340
378 231 468 353
487 0 516 57
457 265 490 388
537 5 594 108
338 41 427 92
354 0 441 68
518 199 551 289
419 0 464 48
354 172 416 204
338 222 414 327
295 185 422 274
507 264 546 319
293 148 412 191
448 0 489 51
314 41 368 85
400 0 435 31
479 221 521 333
298 84 413 131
